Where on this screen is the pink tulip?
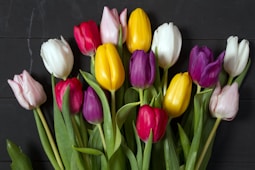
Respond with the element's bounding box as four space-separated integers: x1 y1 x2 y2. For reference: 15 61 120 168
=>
7 70 47 110
55 77 83 114
209 82 239 121
100 6 127 45
136 105 168 142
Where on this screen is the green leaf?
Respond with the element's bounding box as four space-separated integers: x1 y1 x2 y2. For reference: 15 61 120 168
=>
6 139 33 170
142 130 153 170
121 143 139 170
73 146 104 156
81 71 115 158
133 122 143 170
234 58 251 87
178 123 191 161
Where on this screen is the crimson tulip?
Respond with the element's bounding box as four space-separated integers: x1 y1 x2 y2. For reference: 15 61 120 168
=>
74 20 101 56
8 70 47 110
136 105 168 142
129 50 156 89
55 77 83 114
82 86 103 124
188 45 224 88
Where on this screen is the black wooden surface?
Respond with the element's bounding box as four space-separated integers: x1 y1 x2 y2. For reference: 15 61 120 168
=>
1 0 255 169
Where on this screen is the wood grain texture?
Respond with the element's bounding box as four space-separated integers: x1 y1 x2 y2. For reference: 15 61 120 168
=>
0 0 254 169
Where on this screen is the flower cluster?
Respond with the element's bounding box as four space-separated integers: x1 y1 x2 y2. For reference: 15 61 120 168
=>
7 6 250 170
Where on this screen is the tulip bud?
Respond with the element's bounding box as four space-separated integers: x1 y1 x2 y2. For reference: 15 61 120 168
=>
209 82 239 121
136 105 168 142
126 8 152 53
74 20 101 56
151 22 182 69
8 70 47 110
40 36 74 80
100 6 127 45
224 36 249 77
82 86 103 124
95 43 125 91
188 45 224 88
55 78 83 114
129 50 156 89
163 72 192 118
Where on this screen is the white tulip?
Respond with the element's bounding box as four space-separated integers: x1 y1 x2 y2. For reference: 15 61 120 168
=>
224 36 249 77
40 36 74 79
151 22 182 69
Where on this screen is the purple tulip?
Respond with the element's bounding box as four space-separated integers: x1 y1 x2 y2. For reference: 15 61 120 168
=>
209 82 239 121
82 86 103 124
188 45 225 88
129 50 156 89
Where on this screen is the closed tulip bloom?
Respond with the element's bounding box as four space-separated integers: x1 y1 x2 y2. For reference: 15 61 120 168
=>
100 6 127 45
188 46 224 88
151 22 182 69
129 50 156 88
95 43 125 91
126 8 152 53
41 36 74 80
74 20 101 56
83 86 103 124
163 72 192 118
7 70 47 110
136 105 168 142
55 77 83 114
209 82 239 121
224 36 249 77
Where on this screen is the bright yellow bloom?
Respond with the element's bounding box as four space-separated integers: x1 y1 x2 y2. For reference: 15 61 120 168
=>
126 8 152 53
163 72 192 118
95 43 125 91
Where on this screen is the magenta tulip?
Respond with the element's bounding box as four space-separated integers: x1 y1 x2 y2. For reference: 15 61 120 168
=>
188 45 224 88
136 105 168 142
8 70 47 110
100 6 127 45
209 82 239 121
82 86 103 124
74 20 101 56
129 50 156 89
55 77 83 114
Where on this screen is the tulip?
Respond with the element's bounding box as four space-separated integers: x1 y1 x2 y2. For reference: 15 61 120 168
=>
163 72 192 118
55 77 83 114
74 20 101 56
126 8 152 53
100 6 127 45
224 36 249 78
40 36 74 80
188 46 224 88
129 50 156 88
83 86 103 124
209 82 239 121
95 43 125 91
136 105 168 142
7 70 47 110
151 22 182 69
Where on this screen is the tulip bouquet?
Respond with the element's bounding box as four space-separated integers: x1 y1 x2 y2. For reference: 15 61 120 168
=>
7 6 251 170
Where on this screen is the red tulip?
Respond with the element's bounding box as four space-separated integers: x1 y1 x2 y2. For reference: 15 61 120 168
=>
74 20 101 56
136 105 168 142
55 78 83 114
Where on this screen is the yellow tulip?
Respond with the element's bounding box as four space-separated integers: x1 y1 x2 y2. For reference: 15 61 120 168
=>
126 8 152 53
95 43 125 91
163 72 192 118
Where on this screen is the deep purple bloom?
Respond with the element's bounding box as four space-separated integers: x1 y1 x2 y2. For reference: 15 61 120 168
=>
129 50 156 88
188 46 225 88
82 86 103 124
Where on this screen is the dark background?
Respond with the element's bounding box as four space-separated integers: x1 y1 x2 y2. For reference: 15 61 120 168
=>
1 0 255 169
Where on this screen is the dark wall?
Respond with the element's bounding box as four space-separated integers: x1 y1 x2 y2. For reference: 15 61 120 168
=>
1 0 254 169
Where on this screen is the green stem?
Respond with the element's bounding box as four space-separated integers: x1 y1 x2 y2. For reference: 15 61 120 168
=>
227 76 234 85
97 124 107 152
196 84 201 94
195 117 222 170
138 88 144 106
111 90 116 130
162 68 168 95
71 115 83 147
90 55 95 76
35 107 64 170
